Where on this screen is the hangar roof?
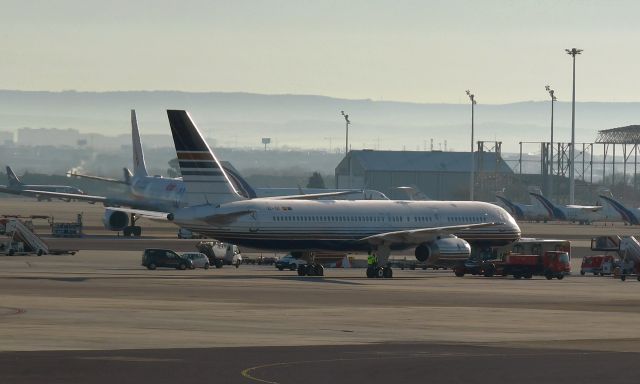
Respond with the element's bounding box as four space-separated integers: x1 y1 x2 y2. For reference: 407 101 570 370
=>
339 150 513 174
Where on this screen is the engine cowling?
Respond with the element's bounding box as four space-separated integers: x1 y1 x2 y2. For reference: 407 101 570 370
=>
103 209 129 231
415 236 471 265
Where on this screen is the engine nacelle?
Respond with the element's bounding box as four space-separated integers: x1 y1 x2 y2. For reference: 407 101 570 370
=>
415 236 471 265
103 209 129 231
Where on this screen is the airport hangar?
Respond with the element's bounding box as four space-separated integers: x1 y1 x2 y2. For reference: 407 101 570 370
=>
335 149 513 200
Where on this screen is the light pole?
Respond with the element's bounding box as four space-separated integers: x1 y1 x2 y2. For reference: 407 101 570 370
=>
566 48 582 204
466 90 477 200
545 85 557 198
341 110 351 187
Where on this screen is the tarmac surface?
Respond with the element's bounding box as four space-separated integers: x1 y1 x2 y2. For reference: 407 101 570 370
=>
2 198 640 383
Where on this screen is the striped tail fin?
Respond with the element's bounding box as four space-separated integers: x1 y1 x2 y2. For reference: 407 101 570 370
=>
166 110 245 206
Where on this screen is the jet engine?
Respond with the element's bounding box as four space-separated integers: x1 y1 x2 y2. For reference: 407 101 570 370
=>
103 209 129 231
414 236 471 265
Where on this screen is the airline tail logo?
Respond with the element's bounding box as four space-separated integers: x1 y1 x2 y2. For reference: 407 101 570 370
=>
167 110 244 205
529 192 566 220
6 166 21 187
495 195 524 219
599 195 640 225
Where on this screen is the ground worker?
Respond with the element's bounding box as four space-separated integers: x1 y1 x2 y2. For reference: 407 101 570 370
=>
367 250 378 268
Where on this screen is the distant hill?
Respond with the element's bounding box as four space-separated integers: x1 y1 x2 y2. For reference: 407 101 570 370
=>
1 90 639 153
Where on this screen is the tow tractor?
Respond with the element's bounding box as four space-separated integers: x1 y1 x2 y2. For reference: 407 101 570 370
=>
580 255 616 276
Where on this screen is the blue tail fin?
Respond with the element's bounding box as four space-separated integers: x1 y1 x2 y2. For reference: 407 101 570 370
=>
6 166 21 187
495 195 524 219
599 195 640 225
529 192 566 220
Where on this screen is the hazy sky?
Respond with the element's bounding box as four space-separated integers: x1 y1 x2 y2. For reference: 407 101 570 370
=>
3 0 639 103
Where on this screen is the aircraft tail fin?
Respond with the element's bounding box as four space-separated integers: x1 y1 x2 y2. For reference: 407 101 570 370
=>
131 110 149 177
166 110 245 206
495 194 523 219
529 192 565 220
6 166 21 187
599 194 640 225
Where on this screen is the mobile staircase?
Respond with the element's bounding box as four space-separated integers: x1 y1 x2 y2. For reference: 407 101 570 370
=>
1 218 49 255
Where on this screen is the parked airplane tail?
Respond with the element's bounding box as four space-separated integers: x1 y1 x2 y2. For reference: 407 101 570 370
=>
495 195 524 219
598 194 640 225
529 192 566 220
131 110 149 178
167 110 245 206
6 166 22 187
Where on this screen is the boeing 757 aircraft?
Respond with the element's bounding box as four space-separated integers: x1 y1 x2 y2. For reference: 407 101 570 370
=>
0 166 86 200
164 110 521 278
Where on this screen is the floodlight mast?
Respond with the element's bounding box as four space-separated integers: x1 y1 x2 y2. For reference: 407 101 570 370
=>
545 85 557 197
565 48 582 204
466 90 477 200
341 110 351 187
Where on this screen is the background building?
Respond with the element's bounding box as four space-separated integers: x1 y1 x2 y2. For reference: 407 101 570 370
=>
335 150 513 200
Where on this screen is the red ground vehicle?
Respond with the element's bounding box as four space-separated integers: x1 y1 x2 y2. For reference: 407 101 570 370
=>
580 255 616 276
481 251 571 280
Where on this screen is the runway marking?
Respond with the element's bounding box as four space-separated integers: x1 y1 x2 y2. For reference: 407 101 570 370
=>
240 350 609 383
0 307 26 316
77 356 182 363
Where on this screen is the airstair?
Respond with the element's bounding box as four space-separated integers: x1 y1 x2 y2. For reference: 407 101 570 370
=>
591 235 640 264
1 218 49 255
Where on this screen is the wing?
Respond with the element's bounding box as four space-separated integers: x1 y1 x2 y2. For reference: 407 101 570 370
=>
359 222 500 246
0 186 108 203
109 207 172 221
67 172 128 185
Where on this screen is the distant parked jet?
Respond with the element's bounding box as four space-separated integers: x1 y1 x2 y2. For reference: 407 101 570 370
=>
0 166 86 201
529 192 607 224
598 194 640 225
494 194 550 222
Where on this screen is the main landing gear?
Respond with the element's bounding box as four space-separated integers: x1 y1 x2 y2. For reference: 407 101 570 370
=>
122 213 142 237
366 265 393 278
297 263 325 277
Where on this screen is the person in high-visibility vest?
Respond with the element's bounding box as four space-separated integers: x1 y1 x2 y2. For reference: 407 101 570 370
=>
367 250 378 267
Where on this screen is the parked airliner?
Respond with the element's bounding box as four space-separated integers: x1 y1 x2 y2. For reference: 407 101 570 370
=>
9 110 380 236
0 166 86 200
529 192 608 224
165 109 521 278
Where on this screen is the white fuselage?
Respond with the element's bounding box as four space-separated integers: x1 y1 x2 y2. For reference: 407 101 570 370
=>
172 199 521 252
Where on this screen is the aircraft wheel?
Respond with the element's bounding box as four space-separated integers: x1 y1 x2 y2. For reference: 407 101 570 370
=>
132 226 142 236
382 267 393 278
297 264 308 276
366 266 375 278
123 227 132 237
316 264 324 277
